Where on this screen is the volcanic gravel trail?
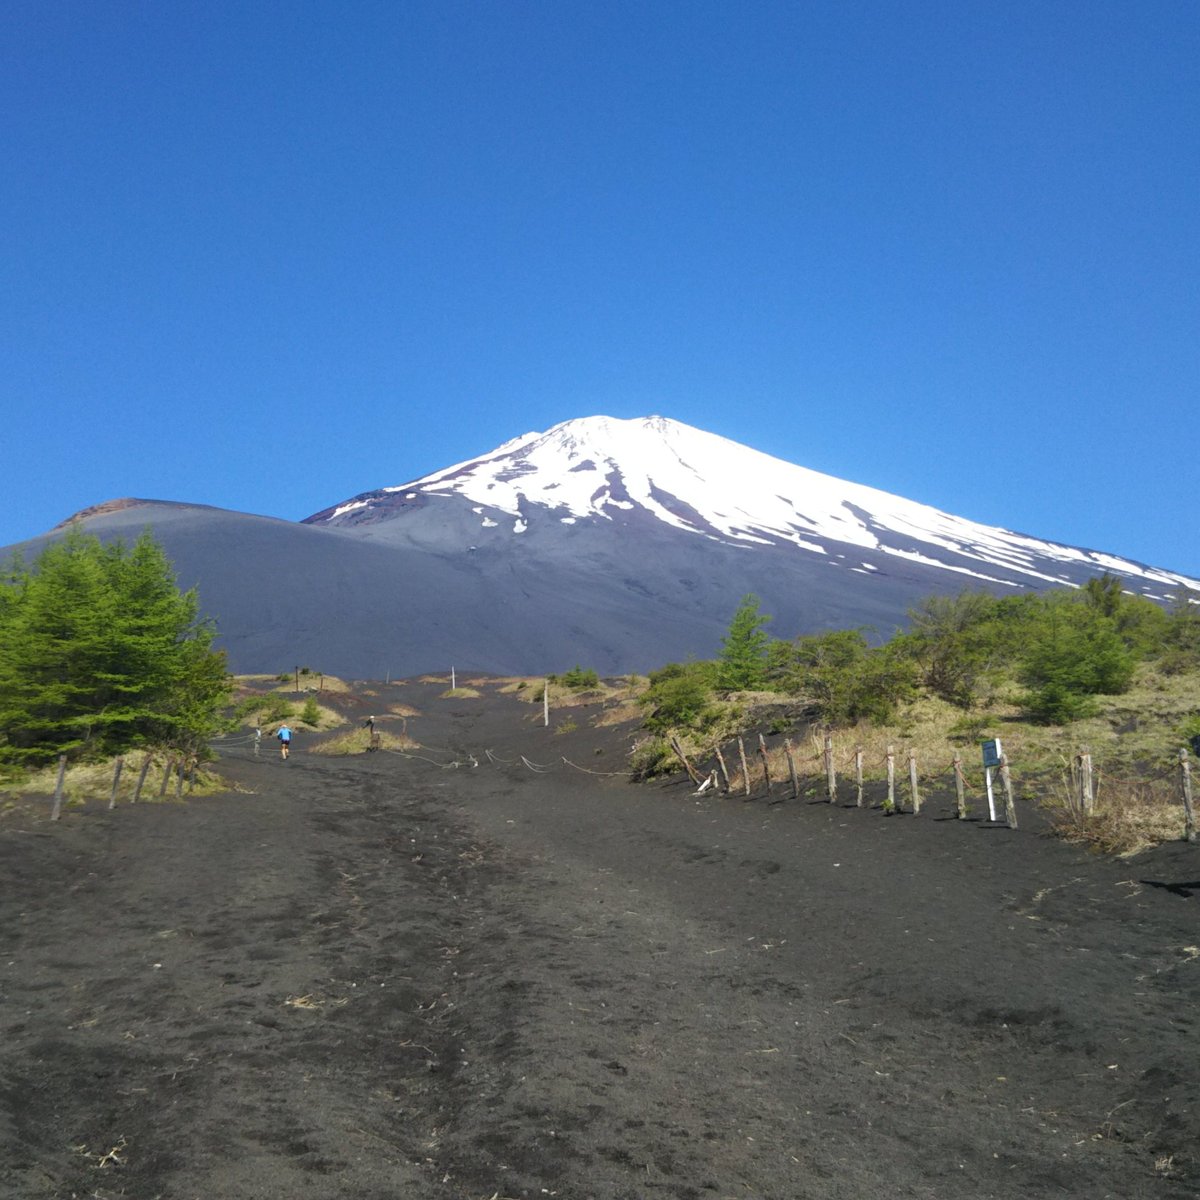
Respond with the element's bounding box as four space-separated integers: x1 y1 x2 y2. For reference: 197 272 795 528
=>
1 692 1198 1199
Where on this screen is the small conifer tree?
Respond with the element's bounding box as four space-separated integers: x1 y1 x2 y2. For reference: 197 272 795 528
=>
719 594 772 690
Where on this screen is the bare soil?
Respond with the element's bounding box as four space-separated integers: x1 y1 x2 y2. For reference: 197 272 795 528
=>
1 680 1198 1199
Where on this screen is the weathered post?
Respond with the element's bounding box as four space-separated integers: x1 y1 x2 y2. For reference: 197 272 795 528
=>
1180 749 1196 843
1078 746 1094 815
737 736 751 798
758 734 772 795
543 680 549 728
855 745 864 807
132 753 153 804
108 757 125 810
784 738 800 799
886 744 896 813
908 748 921 815
669 736 704 786
158 758 174 798
824 733 837 804
174 759 186 798
50 754 68 822
714 745 731 793
1000 753 1018 829
953 753 967 820
294 665 300 696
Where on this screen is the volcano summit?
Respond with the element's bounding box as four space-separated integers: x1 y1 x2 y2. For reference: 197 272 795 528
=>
14 416 1197 677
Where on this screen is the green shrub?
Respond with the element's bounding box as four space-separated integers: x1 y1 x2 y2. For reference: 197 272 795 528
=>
300 696 321 726
641 662 718 731
630 736 675 778
561 665 600 690
237 693 295 725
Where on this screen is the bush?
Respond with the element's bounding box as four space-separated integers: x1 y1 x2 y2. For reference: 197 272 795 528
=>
300 696 321 726
237 693 295 725
641 662 717 732
561 665 600 690
1018 602 1135 724
767 630 916 725
630 736 675 778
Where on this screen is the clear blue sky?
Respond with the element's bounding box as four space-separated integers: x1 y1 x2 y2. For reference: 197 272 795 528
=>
3 1 1197 575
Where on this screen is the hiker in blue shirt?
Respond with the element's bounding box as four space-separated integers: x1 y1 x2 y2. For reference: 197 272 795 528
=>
276 723 292 760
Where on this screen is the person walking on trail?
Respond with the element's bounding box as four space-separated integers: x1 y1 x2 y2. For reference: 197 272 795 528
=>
276 723 292 760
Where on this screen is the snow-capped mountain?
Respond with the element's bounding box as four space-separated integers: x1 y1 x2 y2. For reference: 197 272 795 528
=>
305 415 1194 600
13 416 1195 678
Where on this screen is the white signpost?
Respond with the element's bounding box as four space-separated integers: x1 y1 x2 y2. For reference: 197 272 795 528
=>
982 738 1003 821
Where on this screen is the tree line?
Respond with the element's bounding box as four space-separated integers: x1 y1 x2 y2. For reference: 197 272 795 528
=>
0 528 230 770
642 576 1200 733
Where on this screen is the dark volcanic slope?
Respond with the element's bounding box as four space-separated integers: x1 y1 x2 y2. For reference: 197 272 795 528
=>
6 498 993 677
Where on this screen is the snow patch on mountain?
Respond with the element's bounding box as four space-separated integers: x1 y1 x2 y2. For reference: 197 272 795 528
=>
310 415 1198 594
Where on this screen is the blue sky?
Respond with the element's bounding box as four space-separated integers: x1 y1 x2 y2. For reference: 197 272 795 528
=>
3 1 1198 575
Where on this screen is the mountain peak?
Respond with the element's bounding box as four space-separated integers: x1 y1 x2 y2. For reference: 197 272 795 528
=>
304 415 1198 599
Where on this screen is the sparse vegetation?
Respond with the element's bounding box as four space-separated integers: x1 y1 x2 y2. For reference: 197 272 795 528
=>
632 576 1200 848
311 728 417 756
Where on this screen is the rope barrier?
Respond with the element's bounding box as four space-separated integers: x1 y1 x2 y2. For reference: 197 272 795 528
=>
561 757 634 778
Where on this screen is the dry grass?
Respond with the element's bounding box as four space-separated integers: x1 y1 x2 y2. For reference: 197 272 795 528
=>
1049 778 1193 855
0 752 225 806
668 666 1200 848
388 702 421 717
310 728 418 756
440 686 482 699
592 700 645 728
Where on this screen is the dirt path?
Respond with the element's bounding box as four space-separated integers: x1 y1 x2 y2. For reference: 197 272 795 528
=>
2 702 1198 1199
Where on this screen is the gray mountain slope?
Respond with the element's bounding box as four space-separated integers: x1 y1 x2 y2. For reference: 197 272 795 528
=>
2 490 1154 679
3 495 1009 677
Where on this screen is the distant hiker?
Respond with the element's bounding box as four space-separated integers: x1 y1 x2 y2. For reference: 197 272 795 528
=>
277 723 292 760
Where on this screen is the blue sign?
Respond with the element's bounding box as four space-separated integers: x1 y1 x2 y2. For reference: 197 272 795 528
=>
982 738 1003 768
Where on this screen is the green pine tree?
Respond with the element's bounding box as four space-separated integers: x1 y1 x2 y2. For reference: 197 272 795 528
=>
719 594 772 690
0 527 230 767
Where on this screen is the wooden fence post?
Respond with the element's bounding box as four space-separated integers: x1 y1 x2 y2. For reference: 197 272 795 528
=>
784 738 800 799
669 736 703 786
953 753 967 819
543 680 549 728
174 759 186 798
714 745 731 793
1000 753 1018 829
158 758 174 798
132 753 153 804
758 734 772 795
1180 749 1196 843
50 754 67 822
1078 746 1094 815
855 745 864 807
737 737 751 798
908 748 921 816
108 757 125 810
885 744 896 813
824 733 837 803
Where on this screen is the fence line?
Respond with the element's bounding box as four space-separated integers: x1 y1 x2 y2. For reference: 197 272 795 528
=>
29 724 1200 848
